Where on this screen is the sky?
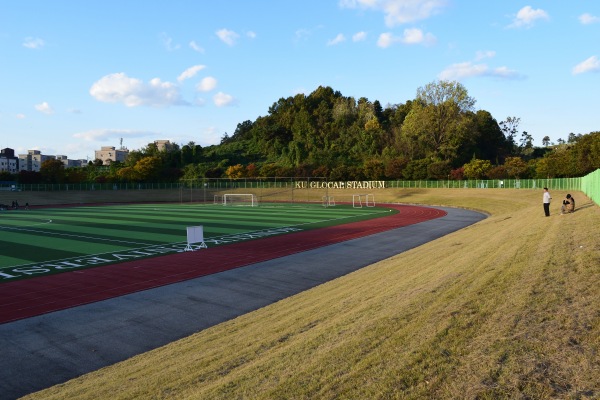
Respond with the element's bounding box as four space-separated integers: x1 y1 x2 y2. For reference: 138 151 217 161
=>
1 0 599 161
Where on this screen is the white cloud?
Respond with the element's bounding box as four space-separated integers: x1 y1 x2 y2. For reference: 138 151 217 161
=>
438 61 520 80
216 28 240 46
401 28 436 45
353 31 367 42
90 73 187 107
508 6 549 28
246 31 257 39
34 101 54 115
377 28 435 48
23 37 45 49
475 50 496 61
579 13 600 25
177 65 206 82
189 41 205 53
340 0 447 27
213 92 236 107
197 76 218 92
377 32 394 48
199 126 223 145
295 28 312 41
16 113 26 119
72 129 158 142
327 33 346 46
572 56 600 75
160 32 180 51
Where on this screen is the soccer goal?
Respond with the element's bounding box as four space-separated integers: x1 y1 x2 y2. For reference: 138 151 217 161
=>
352 194 375 208
322 195 335 207
222 193 258 207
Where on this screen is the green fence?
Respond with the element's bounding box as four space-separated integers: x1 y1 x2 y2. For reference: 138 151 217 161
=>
385 177 583 190
2 171 599 206
581 169 600 205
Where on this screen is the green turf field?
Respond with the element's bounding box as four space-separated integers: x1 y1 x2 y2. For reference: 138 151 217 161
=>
0 202 395 282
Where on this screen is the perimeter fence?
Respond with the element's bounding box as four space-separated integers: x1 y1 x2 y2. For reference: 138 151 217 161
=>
2 170 599 207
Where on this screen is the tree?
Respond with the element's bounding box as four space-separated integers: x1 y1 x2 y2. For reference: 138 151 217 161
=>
486 165 508 179
402 80 476 161
363 159 385 180
384 158 408 179
567 132 578 143
542 136 551 147
449 167 464 180
180 164 204 184
117 166 139 182
245 163 258 178
181 141 202 165
40 159 66 183
403 159 430 180
499 116 520 154
133 156 162 181
225 164 246 179
504 156 528 178
518 131 534 157
463 158 492 179
467 110 511 164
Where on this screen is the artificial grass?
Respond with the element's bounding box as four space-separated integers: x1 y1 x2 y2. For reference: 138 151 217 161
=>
0 203 393 281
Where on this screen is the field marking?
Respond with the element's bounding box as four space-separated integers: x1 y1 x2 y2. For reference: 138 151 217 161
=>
0 224 151 246
0 206 394 273
0 219 53 228
0 241 189 272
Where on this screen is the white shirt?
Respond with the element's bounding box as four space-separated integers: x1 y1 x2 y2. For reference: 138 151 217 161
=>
543 191 551 204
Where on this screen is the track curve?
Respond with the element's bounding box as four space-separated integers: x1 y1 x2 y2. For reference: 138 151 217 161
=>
0 204 444 324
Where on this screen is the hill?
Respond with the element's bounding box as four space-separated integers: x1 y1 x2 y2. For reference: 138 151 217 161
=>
23 189 600 399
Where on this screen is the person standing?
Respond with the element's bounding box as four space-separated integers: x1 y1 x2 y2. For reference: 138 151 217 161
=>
543 187 552 217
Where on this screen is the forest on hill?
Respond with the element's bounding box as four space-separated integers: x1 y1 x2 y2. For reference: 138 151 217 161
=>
8 80 600 184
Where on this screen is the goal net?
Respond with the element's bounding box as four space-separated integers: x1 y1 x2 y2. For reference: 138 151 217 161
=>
222 193 258 207
352 194 375 208
322 196 335 207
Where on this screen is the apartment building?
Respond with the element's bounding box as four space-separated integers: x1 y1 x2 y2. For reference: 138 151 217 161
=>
0 148 19 173
18 150 56 172
94 146 129 165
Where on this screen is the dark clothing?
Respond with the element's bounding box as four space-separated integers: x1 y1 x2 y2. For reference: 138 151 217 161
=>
544 203 550 216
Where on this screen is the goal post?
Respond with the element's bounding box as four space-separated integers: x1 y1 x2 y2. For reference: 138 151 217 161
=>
222 193 258 207
352 194 375 208
365 193 375 207
322 195 335 207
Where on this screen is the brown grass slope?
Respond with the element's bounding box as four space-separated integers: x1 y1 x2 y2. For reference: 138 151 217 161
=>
23 189 600 399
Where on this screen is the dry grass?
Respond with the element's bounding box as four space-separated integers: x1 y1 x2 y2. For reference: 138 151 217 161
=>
22 189 600 399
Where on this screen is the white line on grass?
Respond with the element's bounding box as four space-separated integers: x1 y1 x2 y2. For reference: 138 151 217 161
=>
0 224 151 246
0 206 393 273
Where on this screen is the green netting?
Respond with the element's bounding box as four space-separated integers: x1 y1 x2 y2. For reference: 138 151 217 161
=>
581 169 600 205
5 171 600 206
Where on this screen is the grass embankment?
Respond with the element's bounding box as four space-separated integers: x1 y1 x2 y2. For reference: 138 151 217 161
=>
24 189 600 399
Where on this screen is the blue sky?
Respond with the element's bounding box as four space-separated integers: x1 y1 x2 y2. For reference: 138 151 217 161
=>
1 0 599 161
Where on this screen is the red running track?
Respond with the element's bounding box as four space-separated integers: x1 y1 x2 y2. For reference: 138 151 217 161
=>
0 204 446 324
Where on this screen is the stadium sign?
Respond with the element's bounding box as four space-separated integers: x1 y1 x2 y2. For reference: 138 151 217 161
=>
295 180 386 189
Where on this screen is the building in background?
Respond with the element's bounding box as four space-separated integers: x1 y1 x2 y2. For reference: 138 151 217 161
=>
94 146 129 165
18 150 55 172
55 155 84 168
154 140 174 152
0 148 19 173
